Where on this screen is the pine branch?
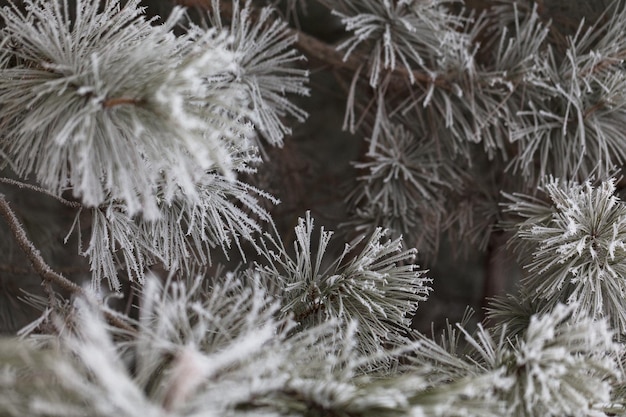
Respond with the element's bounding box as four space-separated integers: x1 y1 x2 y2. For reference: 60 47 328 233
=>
0 0 257 217
175 0 447 88
503 177 626 333
255 212 431 357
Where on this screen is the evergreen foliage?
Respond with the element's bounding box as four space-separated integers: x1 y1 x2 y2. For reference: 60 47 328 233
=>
1 0 626 415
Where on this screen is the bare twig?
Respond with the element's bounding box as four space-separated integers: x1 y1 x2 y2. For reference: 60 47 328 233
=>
0 195 83 293
0 177 82 208
0 194 135 333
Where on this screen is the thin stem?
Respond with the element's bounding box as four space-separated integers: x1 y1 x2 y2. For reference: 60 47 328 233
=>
43 281 57 312
0 177 82 208
0 195 83 293
0 194 135 333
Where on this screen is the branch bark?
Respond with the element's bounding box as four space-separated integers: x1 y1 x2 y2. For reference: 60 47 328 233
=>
0 194 135 333
0 177 82 208
481 231 512 319
174 0 448 88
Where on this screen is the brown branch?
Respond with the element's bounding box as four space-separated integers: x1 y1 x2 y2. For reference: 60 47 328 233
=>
0 177 82 208
174 0 448 88
0 195 82 294
0 264 93 275
0 194 135 333
480 230 513 322
102 97 143 108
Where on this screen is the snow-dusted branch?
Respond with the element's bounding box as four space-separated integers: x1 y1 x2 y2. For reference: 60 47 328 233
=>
504 177 626 333
0 177 82 209
0 195 81 294
176 0 447 88
255 211 431 356
0 194 134 333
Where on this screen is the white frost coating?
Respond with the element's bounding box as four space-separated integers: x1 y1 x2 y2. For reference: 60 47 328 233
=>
506 177 626 332
0 0 256 219
163 326 274 410
62 299 164 417
205 0 309 147
0 0 286 290
510 304 619 417
256 211 431 358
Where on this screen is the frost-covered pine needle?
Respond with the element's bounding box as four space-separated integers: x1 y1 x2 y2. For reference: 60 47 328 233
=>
256 211 431 357
0 0 255 218
206 0 309 146
84 174 277 290
330 0 468 88
410 303 620 417
506 303 619 417
504 177 626 332
346 119 463 257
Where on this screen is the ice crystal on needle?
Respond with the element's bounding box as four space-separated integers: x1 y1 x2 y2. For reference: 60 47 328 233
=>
0 0 254 218
505 178 626 332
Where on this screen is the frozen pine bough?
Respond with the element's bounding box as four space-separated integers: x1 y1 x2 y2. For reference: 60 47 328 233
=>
1 0 626 416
